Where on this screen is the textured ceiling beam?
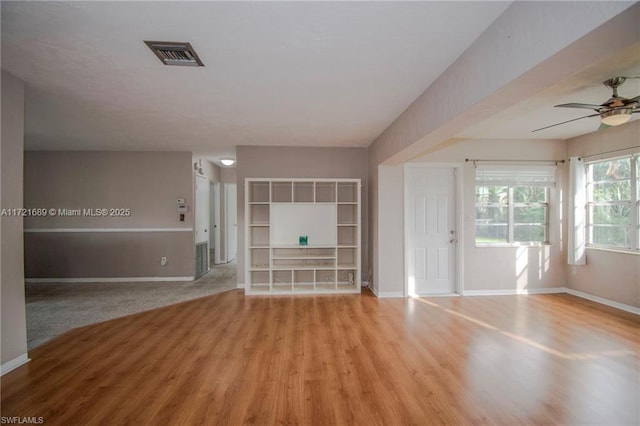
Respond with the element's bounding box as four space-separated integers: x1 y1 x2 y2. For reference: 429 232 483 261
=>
369 1 639 165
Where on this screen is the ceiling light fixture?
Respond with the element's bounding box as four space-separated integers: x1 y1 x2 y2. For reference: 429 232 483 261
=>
221 159 235 167
601 109 633 127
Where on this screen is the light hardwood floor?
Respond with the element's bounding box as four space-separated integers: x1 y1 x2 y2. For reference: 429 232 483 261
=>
1 290 638 425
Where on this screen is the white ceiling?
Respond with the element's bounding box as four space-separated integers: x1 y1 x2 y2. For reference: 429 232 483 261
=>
2 2 638 163
457 45 640 140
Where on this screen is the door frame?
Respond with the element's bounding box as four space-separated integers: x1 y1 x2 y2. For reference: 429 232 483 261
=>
195 174 211 275
403 162 464 297
211 181 221 265
224 183 237 262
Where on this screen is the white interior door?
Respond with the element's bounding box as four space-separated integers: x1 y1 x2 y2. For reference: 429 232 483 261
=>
224 183 237 262
405 166 456 296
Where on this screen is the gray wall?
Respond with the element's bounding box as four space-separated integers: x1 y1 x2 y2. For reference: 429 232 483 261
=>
1 71 28 367
24 151 195 279
236 146 368 285
566 121 640 308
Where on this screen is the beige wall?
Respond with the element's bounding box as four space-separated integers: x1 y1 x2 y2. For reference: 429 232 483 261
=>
566 120 640 308
236 146 368 285
375 164 404 296
393 138 568 294
374 126 639 309
24 151 196 279
1 71 28 367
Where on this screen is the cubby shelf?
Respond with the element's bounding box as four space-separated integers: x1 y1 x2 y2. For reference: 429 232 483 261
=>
245 178 361 295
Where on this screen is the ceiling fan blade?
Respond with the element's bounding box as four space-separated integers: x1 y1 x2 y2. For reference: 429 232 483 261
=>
621 95 640 107
554 102 602 110
532 113 600 133
599 122 611 130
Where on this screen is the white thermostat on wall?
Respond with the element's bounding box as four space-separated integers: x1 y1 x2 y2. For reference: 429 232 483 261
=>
177 198 187 214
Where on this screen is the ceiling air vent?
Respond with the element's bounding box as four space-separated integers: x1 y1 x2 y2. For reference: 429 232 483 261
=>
144 41 204 67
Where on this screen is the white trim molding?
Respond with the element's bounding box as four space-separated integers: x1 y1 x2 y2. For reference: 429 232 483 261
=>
462 287 567 296
566 289 640 315
410 293 461 298
26 276 195 283
1 353 30 376
376 291 405 298
25 227 194 233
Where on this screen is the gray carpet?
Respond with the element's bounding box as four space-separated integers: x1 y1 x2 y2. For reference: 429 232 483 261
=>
25 261 238 350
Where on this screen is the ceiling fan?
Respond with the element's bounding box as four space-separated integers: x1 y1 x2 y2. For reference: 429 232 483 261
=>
532 76 640 132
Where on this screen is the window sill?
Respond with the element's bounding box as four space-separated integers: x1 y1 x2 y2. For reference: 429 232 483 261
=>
586 246 640 256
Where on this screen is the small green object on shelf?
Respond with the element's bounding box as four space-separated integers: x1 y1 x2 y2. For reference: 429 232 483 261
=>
299 235 308 246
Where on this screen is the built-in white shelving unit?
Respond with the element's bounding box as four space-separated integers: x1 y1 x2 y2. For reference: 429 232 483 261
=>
246 178 361 294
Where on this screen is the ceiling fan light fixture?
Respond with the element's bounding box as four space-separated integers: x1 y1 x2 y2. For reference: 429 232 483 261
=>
601 109 633 126
220 158 235 167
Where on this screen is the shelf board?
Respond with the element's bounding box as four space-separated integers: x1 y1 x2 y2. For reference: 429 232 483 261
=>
249 202 270 205
272 245 336 249
272 266 334 271
249 267 270 271
337 202 357 205
272 256 336 260
337 245 357 248
249 224 270 227
245 288 360 296
337 223 357 226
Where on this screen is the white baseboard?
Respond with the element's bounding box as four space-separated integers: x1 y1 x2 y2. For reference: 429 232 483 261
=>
26 276 195 283
376 291 405 298
566 288 640 315
410 293 461 298
236 283 246 289
462 287 567 296
1 353 30 376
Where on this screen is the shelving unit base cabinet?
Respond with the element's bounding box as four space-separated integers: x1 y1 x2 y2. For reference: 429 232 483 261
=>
245 178 361 295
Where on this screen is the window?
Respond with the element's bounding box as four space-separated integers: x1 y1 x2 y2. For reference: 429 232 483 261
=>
475 165 554 245
585 154 639 251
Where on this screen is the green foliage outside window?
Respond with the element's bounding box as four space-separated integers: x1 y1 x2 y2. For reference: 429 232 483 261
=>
476 185 548 244
587 157 634 248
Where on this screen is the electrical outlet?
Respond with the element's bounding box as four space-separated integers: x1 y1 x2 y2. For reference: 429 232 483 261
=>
160 257 168 266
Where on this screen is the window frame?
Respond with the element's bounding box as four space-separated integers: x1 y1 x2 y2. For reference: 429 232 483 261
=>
475 173 552 247
475 185 550 246
585 153 639 252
